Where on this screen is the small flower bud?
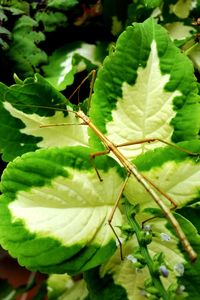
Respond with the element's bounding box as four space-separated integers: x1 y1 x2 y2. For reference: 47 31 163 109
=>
126 254 144 269
126 254 137 264
174 263 184 276
160 232 170 242
143 224 152 233
159 265 169 278
141 231 152 245
176 285 185 295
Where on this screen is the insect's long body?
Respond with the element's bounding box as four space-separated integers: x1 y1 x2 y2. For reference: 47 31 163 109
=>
76 110 197 262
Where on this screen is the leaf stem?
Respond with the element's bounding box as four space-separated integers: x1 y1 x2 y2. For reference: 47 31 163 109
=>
125 200 169 300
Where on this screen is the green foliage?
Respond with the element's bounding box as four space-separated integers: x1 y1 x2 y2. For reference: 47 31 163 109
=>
84 267 128 300
0 146 124 274
0 3 23 50
0 25 10 49
7 15 47 77
47 274 88 299
35 11 68 32
0 1 200 299
0 74 68 161
47 0 79 10
143 0 163 9
42 42 106 90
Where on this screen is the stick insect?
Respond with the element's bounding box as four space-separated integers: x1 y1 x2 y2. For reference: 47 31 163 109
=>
39 71 199 263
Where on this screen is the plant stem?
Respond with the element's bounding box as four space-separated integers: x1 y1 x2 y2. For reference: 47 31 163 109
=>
125 200 169 300
20 272 36 300
184 42 199 56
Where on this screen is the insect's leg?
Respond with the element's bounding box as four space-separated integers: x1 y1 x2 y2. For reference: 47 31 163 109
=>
39 122 87 128
141 173 179 230
116 138 199 156
131 168 197 262
108 172 131 260
87 69 96 110
141 216 158 229
141 209 176 229
141 173 177 209
116 138 198 209
68 69 97 110
90 149 110 181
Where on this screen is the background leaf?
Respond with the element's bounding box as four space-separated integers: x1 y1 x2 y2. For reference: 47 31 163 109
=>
35 11 68 33
42 42 106 91
84 267 128 300
47 274 88 300
7 15 47 77
47 0 79 10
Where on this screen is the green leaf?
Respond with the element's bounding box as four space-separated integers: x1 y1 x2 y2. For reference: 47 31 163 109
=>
165 22 195 42
0 14 200 298
188 44 200 72
183 39 200 72
143 0 162 9
35 11 68 33
47 274 88 300
0 37 9 50
0 74 88 162
7 0 30 14
0 146 125 274
7 15 47 77
124 141 200 212
178 206 200 232
172 213 200 299
98 212 200 299
0 9 8 21
94 217 186 300
89 18 199 160
126 2 154 25
84 267 128 300
5 6 25 16
102 0 130 36
169 0 192 19
0 26 10 35
42 42 105 91
47 0 78 10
